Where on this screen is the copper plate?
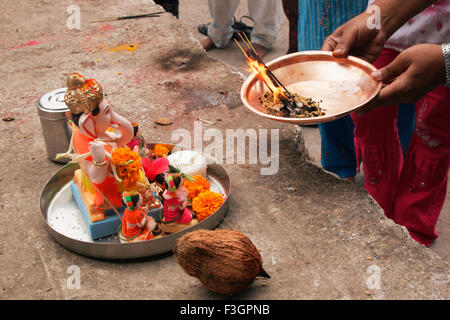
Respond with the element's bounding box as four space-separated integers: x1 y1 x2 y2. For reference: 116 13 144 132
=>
241 51 382 124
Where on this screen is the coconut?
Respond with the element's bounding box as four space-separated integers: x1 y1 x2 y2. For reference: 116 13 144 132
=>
173 229 270 295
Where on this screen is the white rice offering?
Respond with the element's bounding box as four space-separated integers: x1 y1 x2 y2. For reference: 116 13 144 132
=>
168 150 207 178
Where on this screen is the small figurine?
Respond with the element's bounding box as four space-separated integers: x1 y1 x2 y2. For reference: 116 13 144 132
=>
127 122 145 153
119 191 158 243
161 173 197 234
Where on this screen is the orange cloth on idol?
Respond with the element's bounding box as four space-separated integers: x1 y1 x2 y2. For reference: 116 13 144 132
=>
72 128 122 209
72 128 114 161
122 208 146 238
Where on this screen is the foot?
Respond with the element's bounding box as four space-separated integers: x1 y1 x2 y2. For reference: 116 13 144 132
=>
245 43 267 59
200 37 216 51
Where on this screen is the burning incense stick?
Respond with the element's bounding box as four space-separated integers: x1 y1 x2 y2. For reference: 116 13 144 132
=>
234 32 298 113
239 33 288 91
239 32 292 93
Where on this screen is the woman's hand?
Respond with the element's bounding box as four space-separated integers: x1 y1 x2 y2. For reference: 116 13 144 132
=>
321 12 387 63
322 0 438 63
356 44 446 114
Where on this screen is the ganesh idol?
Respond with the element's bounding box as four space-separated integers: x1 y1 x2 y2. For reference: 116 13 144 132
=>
61 72 139 223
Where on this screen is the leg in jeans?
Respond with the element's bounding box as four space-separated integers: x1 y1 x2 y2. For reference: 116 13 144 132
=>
247 0 282 49
351 48 403 217
318 115 356 179
392 85 450 246
207 0 240 48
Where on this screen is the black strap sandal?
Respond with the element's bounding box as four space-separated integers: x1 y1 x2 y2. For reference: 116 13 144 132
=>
232 15 254 39
197 23 209 36
197 15 254 40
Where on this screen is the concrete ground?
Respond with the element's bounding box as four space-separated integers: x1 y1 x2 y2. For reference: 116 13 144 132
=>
178 0 450 263
0 0 448 300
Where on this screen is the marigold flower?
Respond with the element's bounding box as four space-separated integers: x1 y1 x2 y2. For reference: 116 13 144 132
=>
152 144 171 157
192 191 224 221
184 175 210 200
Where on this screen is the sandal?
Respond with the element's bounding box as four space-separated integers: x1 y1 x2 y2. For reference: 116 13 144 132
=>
232 15 254 39
197 15 254 40
197 23 209 36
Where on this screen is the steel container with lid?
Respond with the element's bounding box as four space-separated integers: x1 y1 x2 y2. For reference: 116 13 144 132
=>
37 88 71 164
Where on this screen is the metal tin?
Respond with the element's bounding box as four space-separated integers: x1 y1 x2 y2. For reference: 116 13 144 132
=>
37 88 71 164
40 157 231 260
241 51 383 125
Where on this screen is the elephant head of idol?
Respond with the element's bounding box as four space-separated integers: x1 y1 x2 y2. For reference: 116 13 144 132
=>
64 72 134 147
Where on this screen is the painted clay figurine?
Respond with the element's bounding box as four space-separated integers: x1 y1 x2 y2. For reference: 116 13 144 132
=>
127 122 145 153
60 72 136 222
119 191 158 242
161 173 197 234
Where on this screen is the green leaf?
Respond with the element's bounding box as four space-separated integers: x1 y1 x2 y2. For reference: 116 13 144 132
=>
182 173 195 183
168 164 180 173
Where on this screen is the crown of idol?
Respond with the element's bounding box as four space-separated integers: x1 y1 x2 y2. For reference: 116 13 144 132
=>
64 72 103 114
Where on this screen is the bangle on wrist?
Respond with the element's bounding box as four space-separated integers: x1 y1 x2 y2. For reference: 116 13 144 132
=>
93 159 107 167
443 43 450 87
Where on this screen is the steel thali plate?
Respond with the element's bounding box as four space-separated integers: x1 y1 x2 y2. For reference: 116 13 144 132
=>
39 147 230 260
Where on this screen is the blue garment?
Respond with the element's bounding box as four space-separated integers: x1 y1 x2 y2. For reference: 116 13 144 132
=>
297 0 415 178
298 0 366 51
397 103 415 156
318 115 356 178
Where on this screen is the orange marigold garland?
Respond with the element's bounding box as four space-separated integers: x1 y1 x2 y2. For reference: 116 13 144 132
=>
111 147 142 189
192 191 225 222
184 175 210 200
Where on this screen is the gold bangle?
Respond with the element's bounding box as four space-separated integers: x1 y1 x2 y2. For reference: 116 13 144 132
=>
93 159 107 167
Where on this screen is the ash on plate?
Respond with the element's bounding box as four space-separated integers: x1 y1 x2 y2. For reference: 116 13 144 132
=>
260 91 325 118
